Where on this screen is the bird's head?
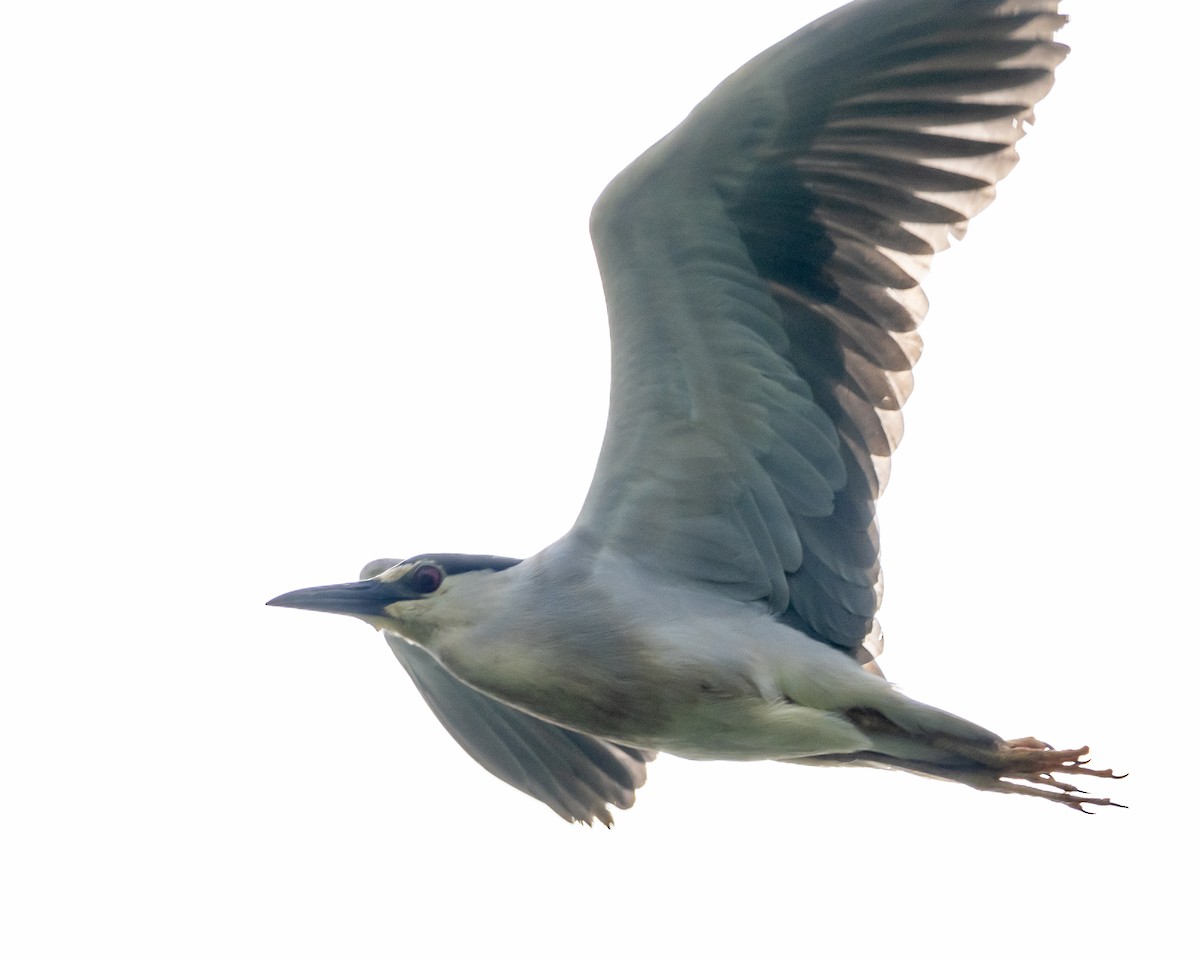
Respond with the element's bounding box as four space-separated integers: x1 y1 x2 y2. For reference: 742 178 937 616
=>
267 553 522 645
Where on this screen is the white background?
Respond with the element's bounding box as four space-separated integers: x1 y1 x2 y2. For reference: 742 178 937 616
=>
3 2 1194 956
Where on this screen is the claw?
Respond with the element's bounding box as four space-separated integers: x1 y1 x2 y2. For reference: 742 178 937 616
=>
801 733 1125 811
983 740 1126 811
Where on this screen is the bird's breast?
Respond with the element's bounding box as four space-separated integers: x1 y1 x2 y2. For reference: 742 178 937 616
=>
429 590 781 750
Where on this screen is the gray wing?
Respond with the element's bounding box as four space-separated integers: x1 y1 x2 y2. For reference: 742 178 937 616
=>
575 0 1068 668
385 635 653 825
360 559 653 825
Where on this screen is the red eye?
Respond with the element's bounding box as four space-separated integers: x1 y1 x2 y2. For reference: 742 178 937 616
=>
411 564 443 594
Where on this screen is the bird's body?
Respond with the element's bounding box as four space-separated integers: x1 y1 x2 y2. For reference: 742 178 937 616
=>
270 0 1121 823
402 540 988 764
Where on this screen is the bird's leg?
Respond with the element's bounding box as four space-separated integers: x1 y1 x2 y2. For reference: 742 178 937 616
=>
926 736 1126 812
799 730 1126 812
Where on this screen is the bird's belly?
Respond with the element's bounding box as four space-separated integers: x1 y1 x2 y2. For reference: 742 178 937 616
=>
503 673 871 761
443 639 719 745
435 622 874 761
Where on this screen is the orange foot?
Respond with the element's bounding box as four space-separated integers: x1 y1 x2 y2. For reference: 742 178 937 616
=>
976 737 1126 813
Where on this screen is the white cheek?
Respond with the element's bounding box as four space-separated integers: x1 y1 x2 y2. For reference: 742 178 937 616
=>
382 599 435 644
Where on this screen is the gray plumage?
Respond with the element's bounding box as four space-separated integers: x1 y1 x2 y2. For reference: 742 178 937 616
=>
270 0 1121 824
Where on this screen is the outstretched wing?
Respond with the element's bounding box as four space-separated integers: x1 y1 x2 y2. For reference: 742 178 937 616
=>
385 637 653 825
359 558 654 825
575 0 1067 666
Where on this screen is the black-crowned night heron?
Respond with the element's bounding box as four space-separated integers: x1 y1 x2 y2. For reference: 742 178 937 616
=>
269 0 1121 825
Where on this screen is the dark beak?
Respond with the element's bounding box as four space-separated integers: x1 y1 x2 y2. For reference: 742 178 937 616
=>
266 578 418 619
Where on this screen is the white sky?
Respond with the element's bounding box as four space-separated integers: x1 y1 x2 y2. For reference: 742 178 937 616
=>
3 1 1196 956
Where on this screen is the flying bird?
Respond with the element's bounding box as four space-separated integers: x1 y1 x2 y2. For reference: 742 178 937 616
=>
269 0 1121 824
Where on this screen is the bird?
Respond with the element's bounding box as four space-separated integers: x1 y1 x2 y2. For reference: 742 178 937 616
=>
268 0 1121 825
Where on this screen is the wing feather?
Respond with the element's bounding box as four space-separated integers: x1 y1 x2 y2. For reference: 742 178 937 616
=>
386 634 653 826
575 0 1068 664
